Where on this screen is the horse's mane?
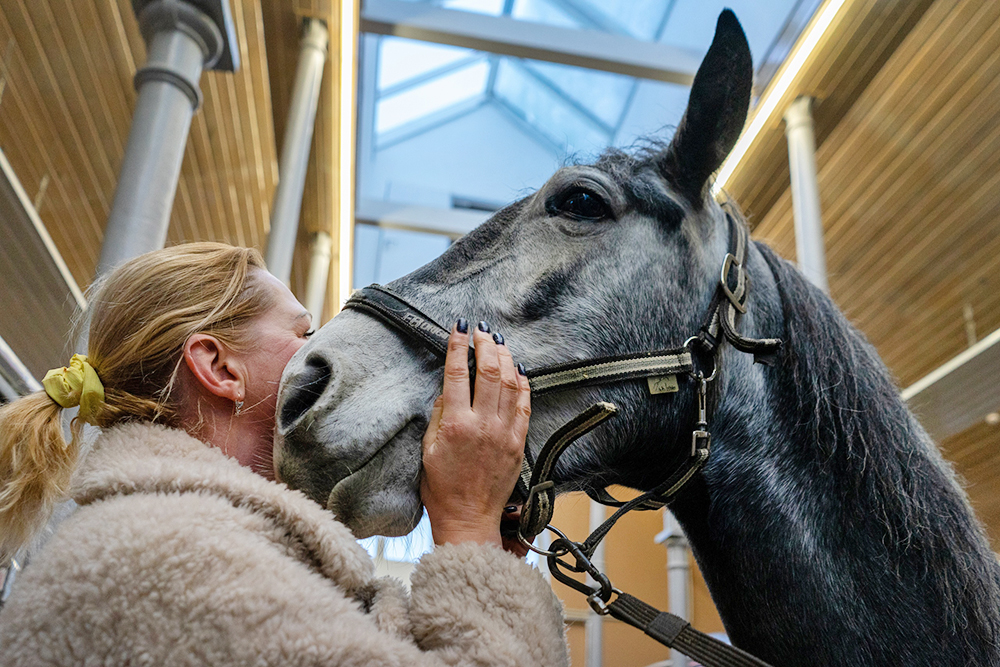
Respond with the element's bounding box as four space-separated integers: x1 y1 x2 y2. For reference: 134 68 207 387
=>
756 241 1000 651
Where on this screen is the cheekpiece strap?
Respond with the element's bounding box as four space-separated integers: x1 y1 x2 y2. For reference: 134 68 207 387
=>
700 215 783 365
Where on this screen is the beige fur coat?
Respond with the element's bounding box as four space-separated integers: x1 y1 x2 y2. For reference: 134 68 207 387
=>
0 423 568 666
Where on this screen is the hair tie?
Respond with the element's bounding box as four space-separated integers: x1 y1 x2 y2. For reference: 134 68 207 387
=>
42 354 105 422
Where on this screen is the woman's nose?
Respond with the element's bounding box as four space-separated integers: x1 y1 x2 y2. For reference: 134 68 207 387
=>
279 353 334 430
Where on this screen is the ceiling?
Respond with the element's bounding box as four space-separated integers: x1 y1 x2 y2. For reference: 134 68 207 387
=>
724 0 1000 545
1 0 999 545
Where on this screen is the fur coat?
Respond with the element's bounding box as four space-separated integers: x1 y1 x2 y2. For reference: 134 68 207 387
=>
0 422 569 666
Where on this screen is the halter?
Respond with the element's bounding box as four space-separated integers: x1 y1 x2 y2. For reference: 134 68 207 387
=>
343 212 782 667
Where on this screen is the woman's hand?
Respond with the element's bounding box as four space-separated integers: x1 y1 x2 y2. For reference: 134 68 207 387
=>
421 320 531 550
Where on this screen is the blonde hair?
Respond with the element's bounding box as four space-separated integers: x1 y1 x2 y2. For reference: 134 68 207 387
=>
0 243 274 563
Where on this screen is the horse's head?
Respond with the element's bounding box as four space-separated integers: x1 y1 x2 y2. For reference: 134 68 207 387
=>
275 11 764 538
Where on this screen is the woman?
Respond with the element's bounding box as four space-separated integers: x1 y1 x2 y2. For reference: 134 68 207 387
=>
0 243 568 666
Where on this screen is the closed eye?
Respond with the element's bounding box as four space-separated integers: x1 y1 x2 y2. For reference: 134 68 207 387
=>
547 188 612 221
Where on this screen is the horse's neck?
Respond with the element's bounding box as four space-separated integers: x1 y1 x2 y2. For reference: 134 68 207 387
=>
665 301 1000 665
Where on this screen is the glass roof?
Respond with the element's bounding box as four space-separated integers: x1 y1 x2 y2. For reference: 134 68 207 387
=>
361 0 814 216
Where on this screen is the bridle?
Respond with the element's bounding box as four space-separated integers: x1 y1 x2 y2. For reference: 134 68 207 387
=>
343 212 782 667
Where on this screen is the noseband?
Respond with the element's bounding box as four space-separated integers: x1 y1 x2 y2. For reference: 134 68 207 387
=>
343 213 781 667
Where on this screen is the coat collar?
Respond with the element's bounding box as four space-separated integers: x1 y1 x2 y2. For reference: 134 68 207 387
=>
72 422 374 592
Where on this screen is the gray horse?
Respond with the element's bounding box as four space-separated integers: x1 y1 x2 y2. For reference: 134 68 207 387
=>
275 11 1000 665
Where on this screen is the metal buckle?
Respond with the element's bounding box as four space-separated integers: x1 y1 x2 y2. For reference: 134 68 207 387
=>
720 253 748 313
691 429 711 457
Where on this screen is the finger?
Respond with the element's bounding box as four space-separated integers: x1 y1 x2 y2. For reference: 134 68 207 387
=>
422 395 445 448
441 320 472 414
472 322 501 415
495 333 520 419
513 362 532 441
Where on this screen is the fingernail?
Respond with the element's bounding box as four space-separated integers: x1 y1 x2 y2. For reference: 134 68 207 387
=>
504 505 518 514
517 363 527 376
493 332 505 345
478 321 491 333
456 318 468 334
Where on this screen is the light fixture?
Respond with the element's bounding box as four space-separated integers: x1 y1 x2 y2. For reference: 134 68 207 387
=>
337 0 359 312
985 412 1000 426
713 0 848 193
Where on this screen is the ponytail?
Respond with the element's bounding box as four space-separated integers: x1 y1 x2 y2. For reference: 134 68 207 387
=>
0 242 272 562
0 393 79 563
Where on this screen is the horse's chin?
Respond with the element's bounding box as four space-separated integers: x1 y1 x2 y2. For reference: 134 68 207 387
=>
318 419 425 539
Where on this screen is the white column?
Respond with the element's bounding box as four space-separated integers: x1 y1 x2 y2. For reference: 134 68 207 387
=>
266 18 329 284
96 0 226 278
656 510 691 667
585 500 605 667
305 231 333 326
783 96 829 293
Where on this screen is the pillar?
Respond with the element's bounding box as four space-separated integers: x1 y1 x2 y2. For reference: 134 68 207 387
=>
265 18 330 284
96 0 236 278
783 96 829 293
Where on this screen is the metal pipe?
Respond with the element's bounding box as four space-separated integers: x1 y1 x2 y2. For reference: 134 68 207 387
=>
96 0 223 278
783 95 829 293
585 500 605 667
265 18 329 284
656 510 691 667
0 334 42 400
305 231 333 326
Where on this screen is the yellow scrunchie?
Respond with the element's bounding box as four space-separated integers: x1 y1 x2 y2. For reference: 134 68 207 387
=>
43 354 105 422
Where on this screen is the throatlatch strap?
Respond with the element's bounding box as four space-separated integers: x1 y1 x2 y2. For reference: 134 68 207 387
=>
607 593 774 667
581 444 708 557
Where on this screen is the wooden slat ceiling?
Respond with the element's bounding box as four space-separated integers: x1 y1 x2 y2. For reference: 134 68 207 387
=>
0 0 281 296
726 0 1000 548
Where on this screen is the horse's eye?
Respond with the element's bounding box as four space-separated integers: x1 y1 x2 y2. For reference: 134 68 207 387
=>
551 189 610 221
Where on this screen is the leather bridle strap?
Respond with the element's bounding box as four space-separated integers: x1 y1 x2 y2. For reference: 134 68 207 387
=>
343 285 453 359
527 350 693 396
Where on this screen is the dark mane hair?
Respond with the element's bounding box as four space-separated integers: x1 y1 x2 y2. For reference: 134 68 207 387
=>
756 241 1000 659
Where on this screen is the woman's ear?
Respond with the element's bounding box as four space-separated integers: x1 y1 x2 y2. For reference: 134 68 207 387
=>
183 334 246 402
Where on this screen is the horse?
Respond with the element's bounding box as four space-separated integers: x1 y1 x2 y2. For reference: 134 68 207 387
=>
274 10 1000 665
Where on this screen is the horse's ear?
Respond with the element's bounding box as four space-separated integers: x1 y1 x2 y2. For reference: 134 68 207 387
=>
659 10 752 206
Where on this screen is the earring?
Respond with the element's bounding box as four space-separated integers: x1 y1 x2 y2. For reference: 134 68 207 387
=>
235 396 245 416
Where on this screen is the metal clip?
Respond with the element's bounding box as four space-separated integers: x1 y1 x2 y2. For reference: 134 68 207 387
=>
587 587 621 615
548 536 614 604
691 373 711 456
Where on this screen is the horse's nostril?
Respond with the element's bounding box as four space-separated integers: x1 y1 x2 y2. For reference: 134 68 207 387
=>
280 356 332 429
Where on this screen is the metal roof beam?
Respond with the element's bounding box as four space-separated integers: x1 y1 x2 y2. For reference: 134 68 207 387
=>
356 199 491 238
361 0 700 85
902 327 1000 442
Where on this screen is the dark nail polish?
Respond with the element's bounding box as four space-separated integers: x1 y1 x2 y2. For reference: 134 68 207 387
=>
478 321 491 333
493 332 505 345
517 362 527 376
456 318 468 334
504 505 518 514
